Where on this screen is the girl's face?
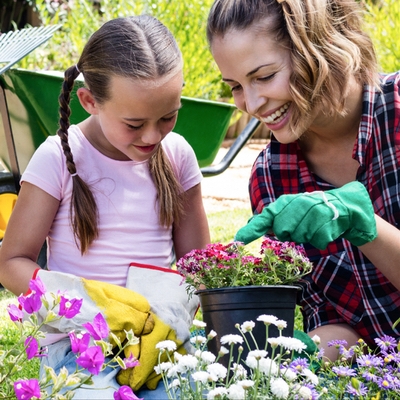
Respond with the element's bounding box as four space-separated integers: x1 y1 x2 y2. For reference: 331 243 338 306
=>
211 25 297 144
89 70 183 162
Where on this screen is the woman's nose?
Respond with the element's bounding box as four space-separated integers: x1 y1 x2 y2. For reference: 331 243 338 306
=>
244 87 265 116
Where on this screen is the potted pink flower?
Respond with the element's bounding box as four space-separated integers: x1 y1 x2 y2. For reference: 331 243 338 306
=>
176 238 313 366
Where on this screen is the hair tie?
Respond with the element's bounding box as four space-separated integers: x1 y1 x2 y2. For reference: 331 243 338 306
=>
71 173 78 177
75 64 80 74
277 0 286 3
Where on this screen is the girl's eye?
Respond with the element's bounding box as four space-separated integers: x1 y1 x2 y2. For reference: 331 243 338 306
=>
127 123 144 130
161 114 177 122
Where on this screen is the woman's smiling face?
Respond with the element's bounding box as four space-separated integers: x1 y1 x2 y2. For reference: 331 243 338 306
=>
211 24 298 144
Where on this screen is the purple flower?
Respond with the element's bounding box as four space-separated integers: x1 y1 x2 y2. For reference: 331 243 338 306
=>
76 345 105 375
69 330 90 354
345 379 368 396
114 385 143 400
327 339 348 348
82 312 109 340
59 296 83 319
17 292 42 314
374 335 397 352
332 366 357 377
357 354 383 368
14 379 41 400
123 354 140 369
29 276 46 296
289 358 309 372
7 303 23 321
24 336 46 360
362 371 378 382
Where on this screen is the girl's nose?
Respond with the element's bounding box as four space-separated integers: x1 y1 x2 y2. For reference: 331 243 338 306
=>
141 125 162 145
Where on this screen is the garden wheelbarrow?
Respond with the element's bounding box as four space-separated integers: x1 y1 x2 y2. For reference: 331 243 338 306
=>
0 25 60 278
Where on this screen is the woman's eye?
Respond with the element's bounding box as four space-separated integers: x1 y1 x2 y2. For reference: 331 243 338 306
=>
259 73 276 82
231 84 242 92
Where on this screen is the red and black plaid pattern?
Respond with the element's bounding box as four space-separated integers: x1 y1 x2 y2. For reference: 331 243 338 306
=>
249 72 400 346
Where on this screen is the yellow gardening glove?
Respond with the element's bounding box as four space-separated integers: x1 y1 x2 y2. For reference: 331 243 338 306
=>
35 270 155 348
117 263 200 391
82 278 154 344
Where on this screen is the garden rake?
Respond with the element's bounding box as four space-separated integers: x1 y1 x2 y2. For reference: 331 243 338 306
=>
0 24 61 194
0 25 61 75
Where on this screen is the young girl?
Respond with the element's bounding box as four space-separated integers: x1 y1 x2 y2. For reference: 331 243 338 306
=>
0 15 210 398
207 0 400 361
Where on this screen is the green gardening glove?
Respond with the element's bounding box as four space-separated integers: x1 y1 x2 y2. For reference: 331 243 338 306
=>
235 181 377 249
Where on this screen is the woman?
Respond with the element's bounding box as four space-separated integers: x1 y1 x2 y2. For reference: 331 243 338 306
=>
207 0 400 361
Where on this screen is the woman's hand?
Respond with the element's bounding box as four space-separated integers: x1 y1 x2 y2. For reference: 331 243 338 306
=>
235 181 377 249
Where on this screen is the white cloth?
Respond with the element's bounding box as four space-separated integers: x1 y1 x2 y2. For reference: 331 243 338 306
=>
21 126 202 285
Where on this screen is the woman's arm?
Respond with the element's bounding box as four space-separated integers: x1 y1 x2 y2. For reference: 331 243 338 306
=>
0 182 60 295
172 183 210 262
359 215 400 291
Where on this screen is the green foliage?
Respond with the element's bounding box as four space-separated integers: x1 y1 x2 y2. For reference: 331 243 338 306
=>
0 290 40 397
18 0 223 100
364 0 400 73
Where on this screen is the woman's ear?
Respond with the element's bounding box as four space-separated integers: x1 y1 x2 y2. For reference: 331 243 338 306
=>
77 88 99 115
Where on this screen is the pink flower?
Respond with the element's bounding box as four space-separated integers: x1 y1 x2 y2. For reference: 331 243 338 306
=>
7 303 23 321
76 345 105 375
123 354 140 369
17 292 42 314
82 312 109 340
14 379 40 400
114 385 143 400
24 336 46 360
59 296 83 318
29 276 46 296
69 330 90 354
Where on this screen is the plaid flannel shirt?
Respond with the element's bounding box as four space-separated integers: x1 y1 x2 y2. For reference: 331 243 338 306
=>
249 72 400 346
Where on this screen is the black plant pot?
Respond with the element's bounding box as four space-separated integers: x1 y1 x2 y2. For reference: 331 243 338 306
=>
196 285 300 370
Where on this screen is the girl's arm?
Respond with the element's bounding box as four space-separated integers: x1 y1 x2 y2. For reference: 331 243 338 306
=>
359 215 400 291
0 182 60 295
172 183 210 262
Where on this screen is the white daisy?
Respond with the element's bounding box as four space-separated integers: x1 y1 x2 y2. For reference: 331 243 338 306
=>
298 385 313 400
208 330 217 339
191 370 210 384
200 351 216 364
247 349 267 360
176 354 199 372
227 383 246 399
156 340 177 352
207 363 228 381
220 334 243 345
190 335 207 346
207 387 228 400
270 377 289 399
153 362 172 374
256 315 278 325
240 320 255 333
192 319 207 328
